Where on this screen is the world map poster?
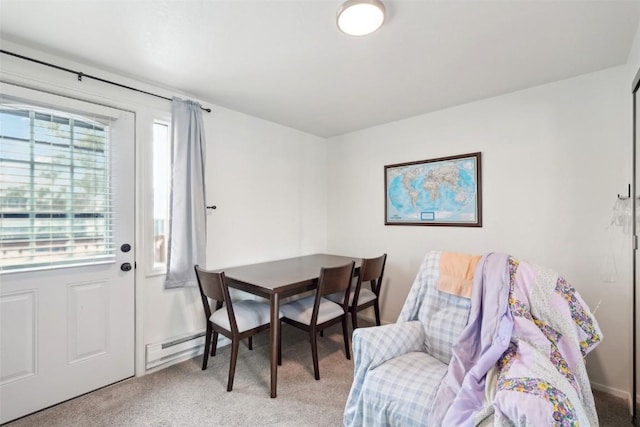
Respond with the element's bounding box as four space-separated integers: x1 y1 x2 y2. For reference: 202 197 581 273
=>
384 152 482 226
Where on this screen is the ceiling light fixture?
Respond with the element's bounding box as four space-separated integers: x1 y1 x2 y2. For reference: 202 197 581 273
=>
336 0 385 36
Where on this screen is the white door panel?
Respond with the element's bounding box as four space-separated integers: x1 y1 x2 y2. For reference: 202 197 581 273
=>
0 290 37 385
0 84 135 423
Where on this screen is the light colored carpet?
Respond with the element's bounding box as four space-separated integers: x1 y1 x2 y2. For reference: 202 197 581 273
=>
593 389 633 427
6 324 354 427
5 322 631 426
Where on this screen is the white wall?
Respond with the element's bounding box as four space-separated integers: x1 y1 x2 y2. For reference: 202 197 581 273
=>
326 66 632 397
142 103 328 357
0 40 327 375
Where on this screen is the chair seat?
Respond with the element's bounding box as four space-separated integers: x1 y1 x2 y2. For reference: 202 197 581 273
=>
326 287 376 306
361 351 447 426
210 300 278 332
281 295 344 325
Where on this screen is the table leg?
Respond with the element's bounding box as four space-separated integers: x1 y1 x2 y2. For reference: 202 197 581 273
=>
270 293 280 398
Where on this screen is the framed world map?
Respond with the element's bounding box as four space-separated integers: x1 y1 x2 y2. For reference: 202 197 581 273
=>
384 152 482 226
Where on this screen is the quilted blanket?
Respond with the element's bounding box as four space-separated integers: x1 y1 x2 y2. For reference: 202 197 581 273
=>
430 253 603 426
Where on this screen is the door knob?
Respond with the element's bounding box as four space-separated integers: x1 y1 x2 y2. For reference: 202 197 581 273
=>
120 263 132 272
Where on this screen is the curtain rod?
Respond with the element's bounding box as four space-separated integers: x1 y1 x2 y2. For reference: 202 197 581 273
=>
0 49 212 113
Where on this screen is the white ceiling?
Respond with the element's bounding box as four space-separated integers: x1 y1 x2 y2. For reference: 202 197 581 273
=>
1 0 639 138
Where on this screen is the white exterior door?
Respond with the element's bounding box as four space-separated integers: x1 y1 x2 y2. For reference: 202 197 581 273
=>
0 84 135 423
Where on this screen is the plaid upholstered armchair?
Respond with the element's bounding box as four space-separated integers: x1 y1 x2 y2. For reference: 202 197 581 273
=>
343 251 472 426
343 251 603 427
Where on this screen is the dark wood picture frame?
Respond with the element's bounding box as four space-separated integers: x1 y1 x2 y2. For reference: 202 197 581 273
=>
384 152 482 227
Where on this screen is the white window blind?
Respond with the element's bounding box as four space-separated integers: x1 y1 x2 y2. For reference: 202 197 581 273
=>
0 103 113 272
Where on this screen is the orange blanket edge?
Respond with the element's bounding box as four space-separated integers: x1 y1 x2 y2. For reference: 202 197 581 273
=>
437 251 481 298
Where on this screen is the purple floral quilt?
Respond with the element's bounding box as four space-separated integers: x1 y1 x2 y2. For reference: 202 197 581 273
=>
430 253 603 426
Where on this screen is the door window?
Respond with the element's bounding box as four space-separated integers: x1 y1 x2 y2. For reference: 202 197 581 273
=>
0 104 113 272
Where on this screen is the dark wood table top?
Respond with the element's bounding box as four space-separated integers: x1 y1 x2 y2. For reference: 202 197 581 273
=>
222 253 361 297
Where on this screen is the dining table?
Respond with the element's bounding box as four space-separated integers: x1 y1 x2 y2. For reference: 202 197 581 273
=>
221 253 362 398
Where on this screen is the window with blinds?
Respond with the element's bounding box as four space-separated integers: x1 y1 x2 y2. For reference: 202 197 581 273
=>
0 104 113 272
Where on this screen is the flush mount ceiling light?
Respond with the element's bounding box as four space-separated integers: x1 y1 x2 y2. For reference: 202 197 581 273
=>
336 0 385 36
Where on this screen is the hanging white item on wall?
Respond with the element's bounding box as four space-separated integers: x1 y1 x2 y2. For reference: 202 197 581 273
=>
607 195 632 234
601 195 633 283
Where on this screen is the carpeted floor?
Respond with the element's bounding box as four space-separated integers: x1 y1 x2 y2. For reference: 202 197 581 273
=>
6 324 354 427
593 388 632 427
5 323 632 426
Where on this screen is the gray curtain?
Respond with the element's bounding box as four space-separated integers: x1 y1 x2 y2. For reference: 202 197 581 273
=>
165 97 207 288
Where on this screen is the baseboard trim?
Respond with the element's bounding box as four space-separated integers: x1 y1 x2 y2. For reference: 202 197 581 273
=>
591 381 638 413
355 313 391 326
591 381 629 400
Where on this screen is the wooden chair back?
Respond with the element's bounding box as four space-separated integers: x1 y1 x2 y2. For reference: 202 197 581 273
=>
356 253 387 299
316 261 355 312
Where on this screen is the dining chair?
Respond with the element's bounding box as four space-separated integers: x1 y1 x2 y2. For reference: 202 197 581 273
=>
194 265 278 391
326 253 387 330
280 261 355 380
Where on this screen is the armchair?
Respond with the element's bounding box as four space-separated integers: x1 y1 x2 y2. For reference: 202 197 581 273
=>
344 251 471 426
344 251 602 426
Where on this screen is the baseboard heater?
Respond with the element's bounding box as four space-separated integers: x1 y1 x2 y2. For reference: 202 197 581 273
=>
145 331 207 370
